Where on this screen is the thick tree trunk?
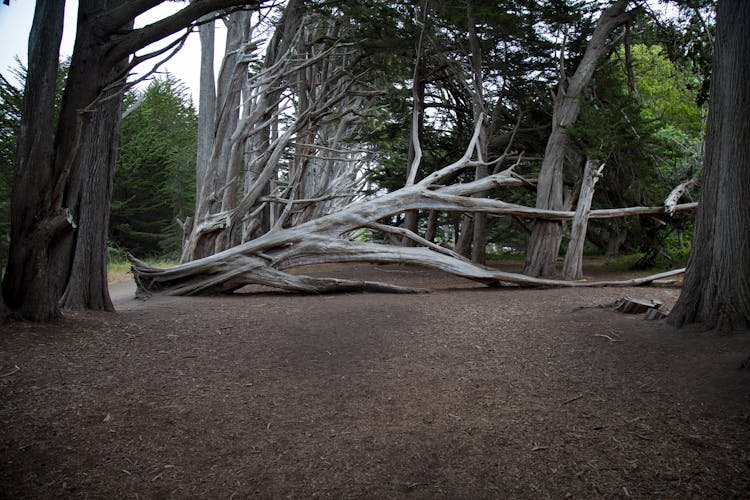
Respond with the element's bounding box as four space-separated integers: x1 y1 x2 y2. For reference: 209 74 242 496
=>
562 159 604 280
3 0 133 319
668 0 750 332
58 74 126 311
523 0 635 277
2 0 66 321
54 2 132 312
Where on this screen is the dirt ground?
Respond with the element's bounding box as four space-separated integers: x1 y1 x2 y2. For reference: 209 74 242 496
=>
1 262 749 498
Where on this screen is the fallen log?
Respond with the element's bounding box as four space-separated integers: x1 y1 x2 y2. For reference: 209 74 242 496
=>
130 118 692 298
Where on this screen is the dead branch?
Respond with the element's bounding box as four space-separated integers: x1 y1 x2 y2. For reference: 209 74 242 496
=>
133 117 693 298
664 178 696 215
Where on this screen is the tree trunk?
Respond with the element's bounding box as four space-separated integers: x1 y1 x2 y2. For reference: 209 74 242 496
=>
183 0 306 260
523 0 635 277
668 0 750 332
402 4 426 246
455 216 473 257
463 1 490 263
195 13 216 204
2 0 66 321
54 2 132 312
424 210 439 242
58 63 127 311
188 10 251 259
3 0 132 319
0 255 7 322
562 159 604 280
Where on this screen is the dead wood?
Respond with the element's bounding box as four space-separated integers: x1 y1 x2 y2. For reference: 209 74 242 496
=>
613 297 664 314
664 178 696 215
644 308 669 320
131 119 692 298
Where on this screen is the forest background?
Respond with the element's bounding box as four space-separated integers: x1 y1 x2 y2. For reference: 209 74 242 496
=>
4 0 724 328
0 0 712 294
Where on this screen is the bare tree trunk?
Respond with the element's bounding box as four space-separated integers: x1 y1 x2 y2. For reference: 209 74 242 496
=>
185 3 382 260
523 0 636 277
188 10 252 259
424 210 439 242
455 216 473 256
402 2 427 245
562 159 604 280
668 0 750 331
195 13 216 205
466 1 489 264
2 0 66 321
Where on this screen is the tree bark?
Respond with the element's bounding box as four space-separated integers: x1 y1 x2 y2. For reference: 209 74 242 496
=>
58 56 128 312
668 0 750 332
466 1 489 265
424 210 439 242
195 12 216 203
183 0 307 260
2 0 66 321
523 0 636 277
562 159 604 280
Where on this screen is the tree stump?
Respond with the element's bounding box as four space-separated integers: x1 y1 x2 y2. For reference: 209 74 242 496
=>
613 296 667 320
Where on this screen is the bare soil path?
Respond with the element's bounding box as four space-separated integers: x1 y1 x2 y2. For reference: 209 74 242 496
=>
1 263 749 498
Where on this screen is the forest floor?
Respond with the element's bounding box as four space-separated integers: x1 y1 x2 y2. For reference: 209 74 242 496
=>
1 260 749 498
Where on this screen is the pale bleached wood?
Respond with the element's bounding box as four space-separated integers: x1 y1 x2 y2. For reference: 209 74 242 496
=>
131 118 691 297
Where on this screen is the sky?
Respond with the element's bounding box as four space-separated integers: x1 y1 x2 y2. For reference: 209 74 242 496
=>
0 1 227 104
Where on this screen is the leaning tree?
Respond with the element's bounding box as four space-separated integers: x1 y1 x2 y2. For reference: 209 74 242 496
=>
523 0 639 277
668 0 750 332
2 0 267 321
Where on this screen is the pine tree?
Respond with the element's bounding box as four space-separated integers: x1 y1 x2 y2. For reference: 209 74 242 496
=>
111 76 197 258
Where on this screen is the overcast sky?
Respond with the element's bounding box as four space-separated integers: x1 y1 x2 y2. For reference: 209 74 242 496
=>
0 1 227 104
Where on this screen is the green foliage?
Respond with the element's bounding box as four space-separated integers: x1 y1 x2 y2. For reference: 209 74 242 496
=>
0 71 21 265
568 40 704 259
111 75 197 258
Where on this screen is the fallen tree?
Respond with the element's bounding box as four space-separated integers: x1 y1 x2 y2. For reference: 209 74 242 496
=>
130 120 693 297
